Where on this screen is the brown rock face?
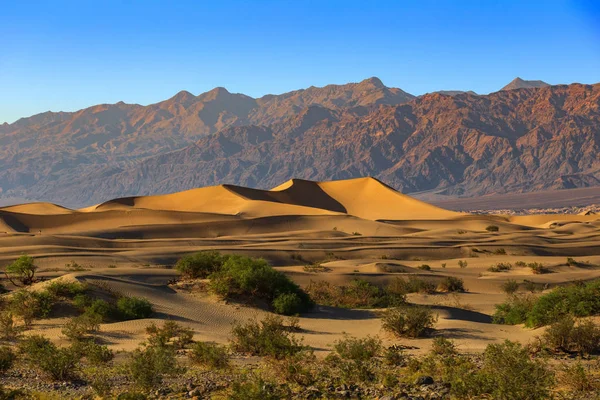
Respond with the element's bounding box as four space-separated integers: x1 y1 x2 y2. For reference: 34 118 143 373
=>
501 77 550 91
1 79 599 207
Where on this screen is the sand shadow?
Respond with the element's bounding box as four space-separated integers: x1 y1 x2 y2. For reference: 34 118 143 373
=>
430 305 493 324
432 328 493 341
301 305 377 321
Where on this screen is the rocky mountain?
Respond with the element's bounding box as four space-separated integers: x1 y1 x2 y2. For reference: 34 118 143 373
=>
0 78 412 201
18 82 600 207
501 77 550 91
1 78 599 207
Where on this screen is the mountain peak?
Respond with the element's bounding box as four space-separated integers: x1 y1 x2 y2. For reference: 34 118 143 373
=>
169 90 196 104
501 77 550 91
359 77 385 88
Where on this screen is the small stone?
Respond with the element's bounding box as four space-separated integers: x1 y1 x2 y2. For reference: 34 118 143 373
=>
414 375 434 385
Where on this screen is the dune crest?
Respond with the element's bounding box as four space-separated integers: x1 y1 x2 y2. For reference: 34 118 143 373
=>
84 177 458 221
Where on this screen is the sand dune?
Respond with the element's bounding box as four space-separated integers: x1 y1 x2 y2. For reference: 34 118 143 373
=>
2 177 600 356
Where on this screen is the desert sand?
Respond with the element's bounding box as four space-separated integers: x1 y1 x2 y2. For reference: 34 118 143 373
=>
1 177 599 355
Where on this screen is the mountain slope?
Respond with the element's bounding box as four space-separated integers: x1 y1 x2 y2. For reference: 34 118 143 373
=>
30 83 600 207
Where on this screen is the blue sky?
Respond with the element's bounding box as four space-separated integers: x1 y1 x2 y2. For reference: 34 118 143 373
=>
1 0 599 123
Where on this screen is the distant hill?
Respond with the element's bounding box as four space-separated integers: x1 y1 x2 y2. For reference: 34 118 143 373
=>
501 77 550 91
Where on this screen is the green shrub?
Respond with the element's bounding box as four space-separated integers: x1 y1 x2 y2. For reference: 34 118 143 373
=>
175 251 228 279
209 255 313 314
515 261 527 267
19 336 80 381
478 340 554 399
383 344 408 366
486 225 499 232
417 264 431 271
76 341 114 365
559 362 594 393
116 297 153 320
306 279 404 308
501 279 519 295
430 336 458 356
437 276 465 292
230 316 304 359
5 255 37 286
382 305 437 338
125 345 179 389
526 280 600 327
492 294 536 325
0 312 23 341
229 373 289 400
272 293 305 315
73 294 92 310
542 315 600 355
84 299 113 321
528 262 548 274
145 321 194 349
46 279 86 298
189 342 229 369
523 279 544 293
0 347 15 374
332 335 381 361
458 260 468 268
567 257 578 267
9 289 55 326
62 314 101 341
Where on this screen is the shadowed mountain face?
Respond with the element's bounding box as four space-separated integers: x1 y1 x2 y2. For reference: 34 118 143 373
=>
1 78 599 207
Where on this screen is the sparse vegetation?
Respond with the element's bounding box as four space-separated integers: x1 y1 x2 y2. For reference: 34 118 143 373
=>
306 278 405 308
116 296 153 320
488 262 513 272
417 264 431 271
209 255 313 315
437 276 465 292
486 225 499 232
4 255 38 286
230 316 304 359
458 260 468 268
501 279 520 295
381 305 437 338
189 341 230 369
387 276 435 295
541 315 600 355
175 251 228 279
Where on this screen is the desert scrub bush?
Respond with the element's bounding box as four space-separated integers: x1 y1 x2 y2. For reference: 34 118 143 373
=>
19 335 80 381
125 344 180 390
189 341 229 369
523 279 544 293
528 262 548 274
73 341 114 365
476 340 554 399
494 247 507 255
302 263 330 273
116 296 153 320
268 349 317 386
8 289 55 326
4 255 38 286
272 292 306 315
501 279 520 295
62 314 101 342
0 312 23 341
0 347 15 374
382 305 437 338
306 278 405 308
229 373 289 400
458 260 468 268
83 298 113 321
488 262 513 272
558 362 596 394
437 276 465 292
430 336 458 356
541 315 600 355
209 255 313 315
175 250 228 279
492 294 536 325
145 320 194 349
567 257 578 267
526 279 600 327
486 225 499 232
230 315 304 359
388 276 435 295
46 279 87 298
417 264 431 271
332 335 381 361
515 260 527 267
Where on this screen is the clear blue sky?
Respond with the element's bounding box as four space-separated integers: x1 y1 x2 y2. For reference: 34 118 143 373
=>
1 0 599 123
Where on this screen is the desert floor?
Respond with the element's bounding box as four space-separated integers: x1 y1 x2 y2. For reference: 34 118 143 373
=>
1 177 599 355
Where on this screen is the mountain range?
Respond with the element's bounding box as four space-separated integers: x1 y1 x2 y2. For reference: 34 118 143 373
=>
1 76 598 208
